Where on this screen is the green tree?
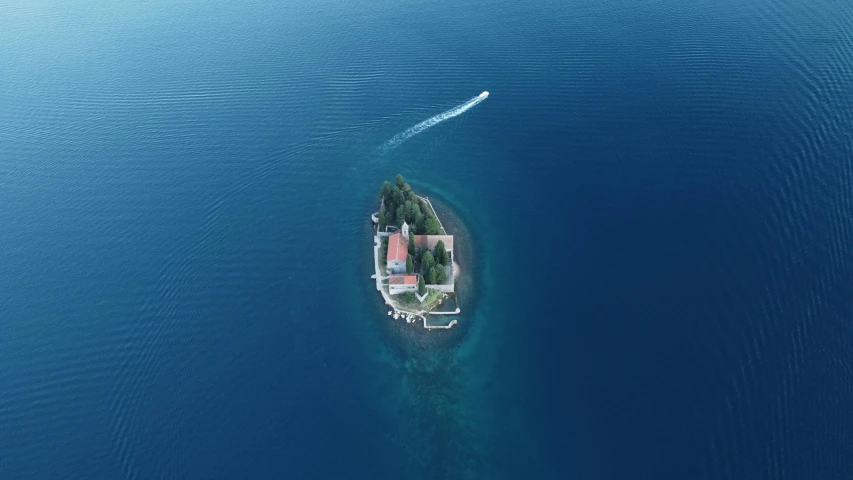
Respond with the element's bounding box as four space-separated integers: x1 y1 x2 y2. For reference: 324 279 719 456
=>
418 199 430 216
380 181 392 201
378 211 387 232
408 233 415 256
392 188 405 211
406 254 413 274
396 174 405 190
404 188 418 205
424 217 442 235
434 240 448 266
395 208 406 227
407 202 421 224
403 200 414 223
418 275 426 295
425 266 437 284
421 251 435 277
433 265 447 284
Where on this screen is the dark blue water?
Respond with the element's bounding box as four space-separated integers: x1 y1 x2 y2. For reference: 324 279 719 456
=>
3 0 853 478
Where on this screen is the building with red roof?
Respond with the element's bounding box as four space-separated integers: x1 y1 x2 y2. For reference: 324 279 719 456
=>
386 225 410 274
388 274 419 295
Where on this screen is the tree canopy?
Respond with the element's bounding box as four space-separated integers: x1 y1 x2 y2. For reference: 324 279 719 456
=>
418 275 426 295
425 266 436 284
423 217 442 235
393 188 404 208
421 251 435 277
434 265 448 284
379 174 442 235
408 233 415 256
380 181 392 200
406 254 413 274
421 251 448 284
428 265 448 285
434 240 448 266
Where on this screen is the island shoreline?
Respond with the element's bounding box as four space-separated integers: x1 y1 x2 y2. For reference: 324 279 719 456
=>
370 176 463 330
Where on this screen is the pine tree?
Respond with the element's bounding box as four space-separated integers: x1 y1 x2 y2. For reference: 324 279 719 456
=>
435 240 448 266
426 266 437 284
380 181 392 201
392 188 404 210
433 265 447 284
413 211 424 233
406 255 413 274
421 251 435 277
378 212 387 232
424 217 442 235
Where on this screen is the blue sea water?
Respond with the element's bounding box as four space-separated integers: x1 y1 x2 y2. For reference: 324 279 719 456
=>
3 0 853 478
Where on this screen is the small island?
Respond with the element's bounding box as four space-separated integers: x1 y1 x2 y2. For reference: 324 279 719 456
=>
371 174 460 329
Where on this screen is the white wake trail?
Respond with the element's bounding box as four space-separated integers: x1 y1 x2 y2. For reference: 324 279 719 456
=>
379 91 489 153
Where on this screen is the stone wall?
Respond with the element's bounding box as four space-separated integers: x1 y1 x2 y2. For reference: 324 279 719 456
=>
389 284 417 295
426 284 454 293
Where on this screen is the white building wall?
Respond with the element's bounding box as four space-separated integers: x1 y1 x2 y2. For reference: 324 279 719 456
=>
426 284 454 293
389 283 417 295
387 260 406 274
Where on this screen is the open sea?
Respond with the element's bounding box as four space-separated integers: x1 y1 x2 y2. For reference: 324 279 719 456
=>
3 0 853 478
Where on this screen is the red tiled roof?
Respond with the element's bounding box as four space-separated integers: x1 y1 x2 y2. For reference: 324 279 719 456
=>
386 232 408 263
389 274 418 285
413 235 453 252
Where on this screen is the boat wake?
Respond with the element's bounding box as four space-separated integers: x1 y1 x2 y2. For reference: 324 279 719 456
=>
379 91 489 153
